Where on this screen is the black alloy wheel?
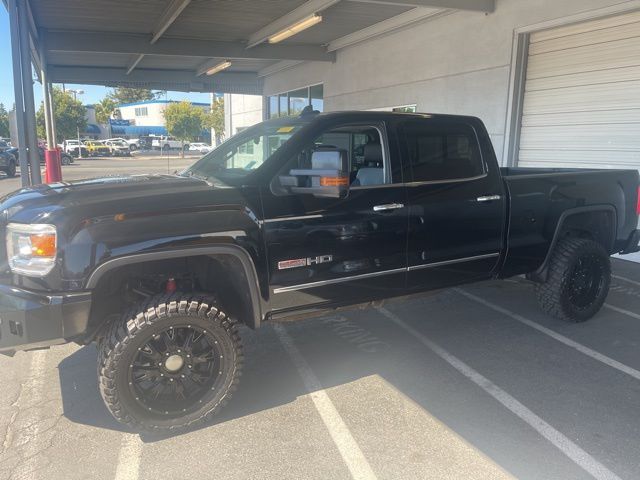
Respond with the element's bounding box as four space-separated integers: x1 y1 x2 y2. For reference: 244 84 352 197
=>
566 253 606 311
536 238 611 322
98 294 243 431
129 325 224 417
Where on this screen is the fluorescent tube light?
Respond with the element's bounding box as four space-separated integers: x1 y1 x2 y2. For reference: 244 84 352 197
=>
205 60 232 76
268 14 322 44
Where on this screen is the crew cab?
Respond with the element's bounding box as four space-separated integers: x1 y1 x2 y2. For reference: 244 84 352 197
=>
0 111 637 432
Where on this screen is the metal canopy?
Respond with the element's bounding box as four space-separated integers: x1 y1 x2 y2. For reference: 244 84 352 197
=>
17 0 494 94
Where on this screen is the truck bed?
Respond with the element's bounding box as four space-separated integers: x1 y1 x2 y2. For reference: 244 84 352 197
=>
500 166 639 278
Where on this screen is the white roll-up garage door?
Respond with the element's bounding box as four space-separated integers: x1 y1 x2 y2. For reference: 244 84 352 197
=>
518 11 640 170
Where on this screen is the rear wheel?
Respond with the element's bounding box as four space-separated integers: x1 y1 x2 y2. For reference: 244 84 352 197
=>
98 293 243 432
129 144 137 152
536 238 610 322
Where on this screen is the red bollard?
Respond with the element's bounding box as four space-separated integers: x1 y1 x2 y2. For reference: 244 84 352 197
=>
44 149 62 183
54 148 63 181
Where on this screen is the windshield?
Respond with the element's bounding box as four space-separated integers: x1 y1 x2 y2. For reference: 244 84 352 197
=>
181 117 312 183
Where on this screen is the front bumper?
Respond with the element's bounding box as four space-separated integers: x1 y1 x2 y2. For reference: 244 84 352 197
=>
0 284 91 355
621 229 640 254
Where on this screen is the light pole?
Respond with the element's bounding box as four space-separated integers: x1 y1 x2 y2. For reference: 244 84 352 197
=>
68 89 84 158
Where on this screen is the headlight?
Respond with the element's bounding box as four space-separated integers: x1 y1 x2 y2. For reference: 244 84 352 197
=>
6 223 57 276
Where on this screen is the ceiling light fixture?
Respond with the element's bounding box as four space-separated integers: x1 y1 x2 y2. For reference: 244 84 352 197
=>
205 60 232 76
267 14 322 44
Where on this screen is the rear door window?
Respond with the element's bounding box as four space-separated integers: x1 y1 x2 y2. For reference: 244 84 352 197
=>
401 119 484 183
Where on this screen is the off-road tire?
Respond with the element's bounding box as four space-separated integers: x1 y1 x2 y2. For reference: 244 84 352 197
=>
536 238 610 322
98 293 243 432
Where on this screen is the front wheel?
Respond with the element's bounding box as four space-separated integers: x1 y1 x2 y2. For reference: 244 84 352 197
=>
536 238 610 322
98 294 243 432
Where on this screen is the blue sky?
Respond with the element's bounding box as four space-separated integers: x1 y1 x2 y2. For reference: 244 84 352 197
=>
0 7 212 109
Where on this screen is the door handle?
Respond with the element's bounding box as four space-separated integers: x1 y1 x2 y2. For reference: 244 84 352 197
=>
476 195 501 202
373 203 405 212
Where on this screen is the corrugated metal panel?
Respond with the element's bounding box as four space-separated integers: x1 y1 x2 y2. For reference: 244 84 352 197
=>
518 11 640 171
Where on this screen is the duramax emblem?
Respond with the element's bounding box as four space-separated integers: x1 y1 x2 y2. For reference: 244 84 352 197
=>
278 255 333 270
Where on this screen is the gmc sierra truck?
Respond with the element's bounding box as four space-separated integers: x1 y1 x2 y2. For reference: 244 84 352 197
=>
0 111 638 432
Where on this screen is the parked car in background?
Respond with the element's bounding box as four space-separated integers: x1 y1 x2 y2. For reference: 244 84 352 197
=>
106 137 139 151
150 135 189 151
0 149 17 177
7 146 74 166
105 139 132 156
188 142 213 154
62 140 89 157
84 140 112 157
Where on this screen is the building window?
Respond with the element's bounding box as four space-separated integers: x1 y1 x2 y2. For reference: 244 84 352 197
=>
392 105 417 113
134 107 148 116
269 96 279 119
268 84 324 118
310 84 324 112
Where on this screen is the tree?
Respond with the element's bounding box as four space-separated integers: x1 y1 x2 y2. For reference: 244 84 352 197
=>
163 101 205 157
0 103 9 138
36 87 87 143
107 87 159 106
95 97 117 124
203 97 225 145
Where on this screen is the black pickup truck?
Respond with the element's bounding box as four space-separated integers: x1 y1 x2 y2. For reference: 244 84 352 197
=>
0 111 638 431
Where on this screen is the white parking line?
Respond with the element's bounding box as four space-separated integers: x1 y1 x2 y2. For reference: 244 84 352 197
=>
377 306 622 480
612 274 640 288
604 303 640 320
113 434 143 480
273 323 378 480
6 350 48 480
455 289 640 382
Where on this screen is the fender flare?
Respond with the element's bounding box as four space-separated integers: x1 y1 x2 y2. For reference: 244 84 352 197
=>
85 245 264 329
534 205 617 279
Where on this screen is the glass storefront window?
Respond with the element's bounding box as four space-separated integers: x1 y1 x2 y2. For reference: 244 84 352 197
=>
288 88 309 115
268 84 324 117
310 84 324 112
268 96 279 118
392 105 417 113
279 94 288 117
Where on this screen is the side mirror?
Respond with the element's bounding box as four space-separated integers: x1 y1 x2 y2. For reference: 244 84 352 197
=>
280 148 349 199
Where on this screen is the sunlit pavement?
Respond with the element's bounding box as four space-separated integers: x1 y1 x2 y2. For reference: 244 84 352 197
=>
1 158 640 479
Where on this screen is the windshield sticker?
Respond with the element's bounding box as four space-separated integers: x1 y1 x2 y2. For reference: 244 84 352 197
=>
277 126 295 133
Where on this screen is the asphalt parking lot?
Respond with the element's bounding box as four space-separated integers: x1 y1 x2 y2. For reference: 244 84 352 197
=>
1 155 640 480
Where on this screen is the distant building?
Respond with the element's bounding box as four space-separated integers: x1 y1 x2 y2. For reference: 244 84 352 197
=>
118 100 210 127
109 100 211 141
